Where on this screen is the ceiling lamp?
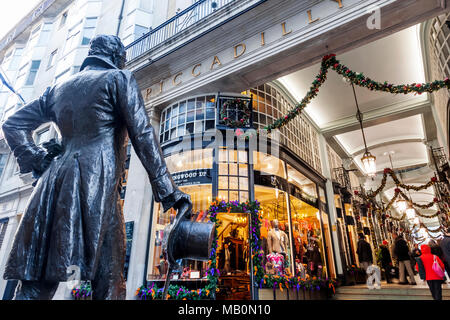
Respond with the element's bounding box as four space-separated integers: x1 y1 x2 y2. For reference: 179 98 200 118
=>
351 83 376 177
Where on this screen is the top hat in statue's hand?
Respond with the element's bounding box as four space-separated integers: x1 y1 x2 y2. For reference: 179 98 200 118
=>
162 192 214 272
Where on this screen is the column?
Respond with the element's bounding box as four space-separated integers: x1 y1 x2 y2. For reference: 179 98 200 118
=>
317 134 343 276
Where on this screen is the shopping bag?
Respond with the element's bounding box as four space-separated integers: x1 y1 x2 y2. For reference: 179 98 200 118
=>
432 255 445 279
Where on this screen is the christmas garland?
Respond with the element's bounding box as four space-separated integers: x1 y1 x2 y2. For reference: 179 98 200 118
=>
135 199 262 300
354 168 437 201
265 54 450 132
135 201 223 300
220 98 251 128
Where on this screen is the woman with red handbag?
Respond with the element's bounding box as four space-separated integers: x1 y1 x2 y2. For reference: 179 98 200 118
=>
416 244 446 300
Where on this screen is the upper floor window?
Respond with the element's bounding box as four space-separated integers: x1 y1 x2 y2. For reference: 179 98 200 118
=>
63 20 82 56
25 60 41 86
134 25 148 39
37 23 53 46
54 68 70 84
81 17 98 45
27 24 42 50
0 154 7 181
35 127 51 146
59 11 68 29
47 49 58 69
8 48 24 70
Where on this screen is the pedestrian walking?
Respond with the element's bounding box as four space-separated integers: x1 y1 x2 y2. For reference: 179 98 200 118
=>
379 240 393 283
393 233 417 285
357 233 373 271
415 244 446 300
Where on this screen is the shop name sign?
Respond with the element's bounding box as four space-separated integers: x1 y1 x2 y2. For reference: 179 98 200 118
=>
172 169 212 186
142 0 373 101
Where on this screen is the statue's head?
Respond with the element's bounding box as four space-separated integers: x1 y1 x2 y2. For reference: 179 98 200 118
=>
87 35 126 69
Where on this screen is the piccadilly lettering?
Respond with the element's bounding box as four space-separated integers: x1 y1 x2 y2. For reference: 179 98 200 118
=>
142 0 347 100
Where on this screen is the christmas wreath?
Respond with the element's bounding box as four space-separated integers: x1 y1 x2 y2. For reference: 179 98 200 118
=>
220 98 251 128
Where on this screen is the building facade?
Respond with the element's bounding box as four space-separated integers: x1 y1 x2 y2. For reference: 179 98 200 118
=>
0 0 449 300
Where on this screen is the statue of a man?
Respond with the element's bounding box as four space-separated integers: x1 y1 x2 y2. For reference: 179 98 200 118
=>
1 35 191 300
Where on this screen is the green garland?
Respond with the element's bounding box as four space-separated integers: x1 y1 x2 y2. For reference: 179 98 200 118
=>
135 199 260 300
265 54 450 132
220 98 251 128
135 201 222 300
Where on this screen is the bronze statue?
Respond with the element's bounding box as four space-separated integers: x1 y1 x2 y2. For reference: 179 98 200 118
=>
1 35 192 300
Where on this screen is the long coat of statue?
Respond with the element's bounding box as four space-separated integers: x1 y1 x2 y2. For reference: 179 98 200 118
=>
1 35 188 299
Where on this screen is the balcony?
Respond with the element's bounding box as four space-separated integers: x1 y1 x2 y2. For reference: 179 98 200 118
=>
125 0 266 65
125 0 236 62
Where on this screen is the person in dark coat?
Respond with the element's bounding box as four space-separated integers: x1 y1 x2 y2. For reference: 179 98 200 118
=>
1 35 191 300
379 240 393 283
393 233 416 285
440 227 450 281
356 233 373 271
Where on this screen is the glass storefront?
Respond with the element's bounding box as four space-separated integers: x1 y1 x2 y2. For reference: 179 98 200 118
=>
145 90 337 298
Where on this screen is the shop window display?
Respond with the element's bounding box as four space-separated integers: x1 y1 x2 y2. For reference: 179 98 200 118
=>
147 184 212 281
256 186 293 276
147 148 214 281
289 195 325 278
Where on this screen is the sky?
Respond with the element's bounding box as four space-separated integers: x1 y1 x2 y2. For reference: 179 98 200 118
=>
0 0 42 40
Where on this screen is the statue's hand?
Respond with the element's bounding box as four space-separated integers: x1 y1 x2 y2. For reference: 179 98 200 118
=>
173 191 192 220
31 139 64 181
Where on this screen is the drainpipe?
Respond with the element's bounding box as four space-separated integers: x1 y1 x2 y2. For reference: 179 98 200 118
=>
116 0 126 37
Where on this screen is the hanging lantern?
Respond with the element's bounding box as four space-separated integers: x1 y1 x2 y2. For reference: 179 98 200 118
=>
361 151 377 177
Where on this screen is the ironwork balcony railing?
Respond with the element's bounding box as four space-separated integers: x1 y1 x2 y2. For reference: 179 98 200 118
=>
125 0 236 62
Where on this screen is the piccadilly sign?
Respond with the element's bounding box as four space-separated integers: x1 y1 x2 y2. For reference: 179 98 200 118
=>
141 0 379 101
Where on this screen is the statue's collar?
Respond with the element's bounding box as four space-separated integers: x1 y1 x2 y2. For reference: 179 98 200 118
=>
80 55 118 71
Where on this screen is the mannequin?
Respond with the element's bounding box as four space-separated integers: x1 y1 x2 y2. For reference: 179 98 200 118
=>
267 219 288 254
267 219 288 275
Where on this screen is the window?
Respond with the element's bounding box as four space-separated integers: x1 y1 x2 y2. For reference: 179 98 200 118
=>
8 48 24 70
59 11 68 29
218 147 249 203
0 154 7 179
25 60 41 86
81 17 98 45
37 23 53 46
27 24 41 49
134 25 148 39
35 128 51 145
54 68 70 84
0 218 9 251
15 63 29 88
63 20 82 55
47 49 58 68
159 95 216 143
